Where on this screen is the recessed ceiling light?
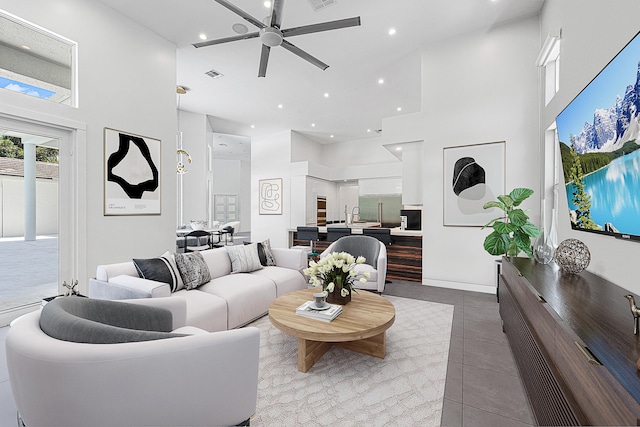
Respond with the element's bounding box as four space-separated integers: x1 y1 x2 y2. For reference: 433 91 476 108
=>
311 123 316 127
264 1 271 8
396 147 402 151
367 129 371 133
278 104 283 109
330 134 334 138
199 33 207 40
388 28 396 36
251 125 255 128
232 23 249 34
324 92 329 98
397 107 402 111
21 45 31 50
378 78 384 84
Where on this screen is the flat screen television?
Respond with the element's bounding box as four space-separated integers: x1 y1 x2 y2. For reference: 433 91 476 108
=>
556 30 640 242
400 209 421 230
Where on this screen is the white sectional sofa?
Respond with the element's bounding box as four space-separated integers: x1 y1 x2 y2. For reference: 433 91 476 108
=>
89 246 308 332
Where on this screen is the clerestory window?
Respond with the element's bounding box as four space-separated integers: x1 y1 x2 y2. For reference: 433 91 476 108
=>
0 10 77 107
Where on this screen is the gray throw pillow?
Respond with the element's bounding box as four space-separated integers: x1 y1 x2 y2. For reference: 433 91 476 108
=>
175 252 212 290
227 243 264 273
133 251 184 292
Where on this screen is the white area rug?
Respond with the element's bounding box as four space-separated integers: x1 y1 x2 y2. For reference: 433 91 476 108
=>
250 296 454 427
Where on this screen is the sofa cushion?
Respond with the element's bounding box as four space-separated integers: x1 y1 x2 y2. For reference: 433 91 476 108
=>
250 266 307 297
133 252 184 292
198 274 276 329
354 263 378 283
199 247 232 280
227 243 263 273
171 290 228 332
175 252 211 290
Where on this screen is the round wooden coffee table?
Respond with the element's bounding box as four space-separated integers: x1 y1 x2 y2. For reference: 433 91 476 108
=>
269 288 396 372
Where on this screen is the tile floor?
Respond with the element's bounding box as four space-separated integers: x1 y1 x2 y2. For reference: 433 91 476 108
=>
0 236 58 312
0 281 534 426
384 281 534 427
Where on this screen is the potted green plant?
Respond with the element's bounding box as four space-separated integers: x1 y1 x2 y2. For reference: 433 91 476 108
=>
482 188 541 257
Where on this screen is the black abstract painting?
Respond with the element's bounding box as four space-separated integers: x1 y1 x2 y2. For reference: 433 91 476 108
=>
104 128 161 215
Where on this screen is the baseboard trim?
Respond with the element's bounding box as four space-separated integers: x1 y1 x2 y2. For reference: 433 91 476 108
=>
422 278 496 294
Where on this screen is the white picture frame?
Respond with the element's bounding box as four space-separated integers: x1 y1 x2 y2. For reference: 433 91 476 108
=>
104 128 161 215
443 141 506 226
259 178 283 215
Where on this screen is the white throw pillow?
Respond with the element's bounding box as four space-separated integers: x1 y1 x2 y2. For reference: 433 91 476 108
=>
227 243 264 273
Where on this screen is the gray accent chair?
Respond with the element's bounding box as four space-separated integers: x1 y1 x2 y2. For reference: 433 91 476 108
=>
321 235 388 293
6 296 259 427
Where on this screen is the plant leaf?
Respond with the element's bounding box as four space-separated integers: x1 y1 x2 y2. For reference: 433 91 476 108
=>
510 188 534 206
521 221 541 238
494 221 516 234
514 230 534 257
508 209 528 227
484 231 509 255
483 201 505 211
497 195 514 208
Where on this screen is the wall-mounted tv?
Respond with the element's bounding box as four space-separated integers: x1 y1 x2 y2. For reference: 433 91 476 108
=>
556 31 640 242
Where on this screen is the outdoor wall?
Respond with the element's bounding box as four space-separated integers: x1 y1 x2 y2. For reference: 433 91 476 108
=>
540 0 640 294
383 15 541 293
0 176 58 237
0 0 177 289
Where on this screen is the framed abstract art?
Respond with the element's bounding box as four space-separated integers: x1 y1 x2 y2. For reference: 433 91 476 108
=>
259 178 282 215
104 128 161 215
443 141 505 226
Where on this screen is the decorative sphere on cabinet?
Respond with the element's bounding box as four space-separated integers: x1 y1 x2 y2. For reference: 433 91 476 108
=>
554 238 590 273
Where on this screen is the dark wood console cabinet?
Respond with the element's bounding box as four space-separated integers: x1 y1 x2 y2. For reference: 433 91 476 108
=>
500 257 640 426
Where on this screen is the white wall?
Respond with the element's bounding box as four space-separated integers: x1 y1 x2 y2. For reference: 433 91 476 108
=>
212 158 251 232
0 176 58 237
251 130 292 247
179 110 207 224
291 131 323 163
0 0 177 287
541 0 640 294
383 16 541 293
402 141 424 205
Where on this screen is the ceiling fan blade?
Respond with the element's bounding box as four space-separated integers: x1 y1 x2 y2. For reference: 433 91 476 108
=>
213 0 265 29
271 0 285 28
258 44 271 77
193 32 259 48
281 16 361 38
281 40 329 71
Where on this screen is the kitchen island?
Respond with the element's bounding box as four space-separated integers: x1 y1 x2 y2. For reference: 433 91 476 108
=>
288 226 422 282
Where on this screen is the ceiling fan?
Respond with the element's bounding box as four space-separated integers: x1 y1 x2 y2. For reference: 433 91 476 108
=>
193 0 361 77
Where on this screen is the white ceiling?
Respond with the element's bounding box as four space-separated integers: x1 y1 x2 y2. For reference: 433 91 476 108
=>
99 0 545 144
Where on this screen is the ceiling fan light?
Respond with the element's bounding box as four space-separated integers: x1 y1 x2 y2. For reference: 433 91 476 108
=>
260 27 283 47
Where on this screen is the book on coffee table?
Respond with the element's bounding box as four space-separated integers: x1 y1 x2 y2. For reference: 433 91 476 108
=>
295 300 342 322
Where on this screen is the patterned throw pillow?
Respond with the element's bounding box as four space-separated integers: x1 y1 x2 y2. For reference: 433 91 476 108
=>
260 239 277 266
133 251 184 292
227 243 264 273
175 252 212 290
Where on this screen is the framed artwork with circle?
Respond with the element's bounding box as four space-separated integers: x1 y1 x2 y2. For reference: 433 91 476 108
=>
443 141 505 226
